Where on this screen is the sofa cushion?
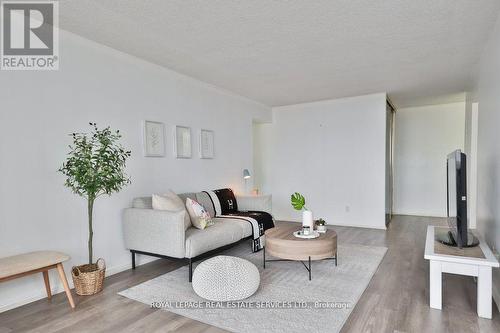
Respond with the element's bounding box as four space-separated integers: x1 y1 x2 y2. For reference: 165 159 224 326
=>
177 192 216 218
185 218 252 258
177 192 197 204
195 192 216 218
152 191 183 211
212 188 238 214
132 197 153 209
185 198 213 229
152 191 191 230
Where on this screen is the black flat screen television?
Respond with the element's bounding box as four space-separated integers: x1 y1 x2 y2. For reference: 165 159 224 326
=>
439 150 479 248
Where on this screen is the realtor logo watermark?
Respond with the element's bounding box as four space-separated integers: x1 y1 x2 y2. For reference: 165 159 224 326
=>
1 1 59 70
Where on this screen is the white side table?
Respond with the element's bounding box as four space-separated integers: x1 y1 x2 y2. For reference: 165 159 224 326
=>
424 226 499 319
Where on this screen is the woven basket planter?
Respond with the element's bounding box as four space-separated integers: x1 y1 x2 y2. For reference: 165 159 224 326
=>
71 258 106 296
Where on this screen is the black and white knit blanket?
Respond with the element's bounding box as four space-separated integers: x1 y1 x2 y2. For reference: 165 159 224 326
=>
204 189 275 252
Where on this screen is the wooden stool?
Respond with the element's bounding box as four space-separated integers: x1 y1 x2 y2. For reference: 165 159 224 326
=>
0 251 75 309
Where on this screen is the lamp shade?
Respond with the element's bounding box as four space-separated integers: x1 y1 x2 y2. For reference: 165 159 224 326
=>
243 169 251 179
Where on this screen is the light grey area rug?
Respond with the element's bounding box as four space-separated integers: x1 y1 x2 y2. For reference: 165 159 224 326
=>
119 242 387 333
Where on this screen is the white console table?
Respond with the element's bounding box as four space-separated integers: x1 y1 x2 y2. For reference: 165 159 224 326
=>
424 226 499 319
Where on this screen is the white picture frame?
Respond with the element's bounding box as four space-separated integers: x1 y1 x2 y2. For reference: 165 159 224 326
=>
174 125 192 158
199 129 215 159
143 120 165 157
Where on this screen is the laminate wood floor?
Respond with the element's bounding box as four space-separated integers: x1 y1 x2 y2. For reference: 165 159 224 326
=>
1 216 499 333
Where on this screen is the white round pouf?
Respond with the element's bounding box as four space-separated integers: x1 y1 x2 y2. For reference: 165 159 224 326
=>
192 255 260 301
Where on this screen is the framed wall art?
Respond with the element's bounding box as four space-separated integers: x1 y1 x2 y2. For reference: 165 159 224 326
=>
174 125 192 158
143 120 165 157
199 129 214 159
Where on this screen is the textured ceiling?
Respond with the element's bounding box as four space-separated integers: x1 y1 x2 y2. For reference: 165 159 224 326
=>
59 1 500 107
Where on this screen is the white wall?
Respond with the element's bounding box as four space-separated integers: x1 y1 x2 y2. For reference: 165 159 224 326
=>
475 12 500 309
0 30 270 312
252 122 273 193
254 93 387 229
464 94 479 229
393 103 465 217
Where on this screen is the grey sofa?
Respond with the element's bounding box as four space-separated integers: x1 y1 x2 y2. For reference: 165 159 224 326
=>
123 191 272 281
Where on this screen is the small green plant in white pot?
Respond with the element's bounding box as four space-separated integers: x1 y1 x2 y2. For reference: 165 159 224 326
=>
316 218 327 233
291 192 314 230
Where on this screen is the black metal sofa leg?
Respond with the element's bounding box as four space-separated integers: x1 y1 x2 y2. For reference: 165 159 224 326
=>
131 251 136 269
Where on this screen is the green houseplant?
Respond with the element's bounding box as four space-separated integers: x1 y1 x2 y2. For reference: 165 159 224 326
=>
315 218 327 233
59 123 131 295
291 192 314 230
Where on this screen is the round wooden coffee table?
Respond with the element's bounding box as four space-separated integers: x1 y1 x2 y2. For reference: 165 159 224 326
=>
264 224 337 280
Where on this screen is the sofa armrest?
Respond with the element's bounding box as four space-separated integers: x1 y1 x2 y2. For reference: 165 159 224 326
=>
123 208 186 258
236 194 272 214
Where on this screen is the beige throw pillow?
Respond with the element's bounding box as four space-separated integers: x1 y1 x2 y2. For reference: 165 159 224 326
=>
152 190 191 230
185 198 214 230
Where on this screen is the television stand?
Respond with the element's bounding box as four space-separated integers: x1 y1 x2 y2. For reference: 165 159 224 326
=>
424 226 499 319
436 230 479 247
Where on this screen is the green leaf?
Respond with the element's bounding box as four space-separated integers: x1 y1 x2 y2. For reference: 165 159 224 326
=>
291 192 306 210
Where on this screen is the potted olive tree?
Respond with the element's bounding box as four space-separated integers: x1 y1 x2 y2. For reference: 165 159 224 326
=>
59 123 131 295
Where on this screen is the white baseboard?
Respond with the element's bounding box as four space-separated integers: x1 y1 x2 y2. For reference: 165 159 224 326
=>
0 287 66 314
277 218 387 230
0 256 158 313
392 212 447 218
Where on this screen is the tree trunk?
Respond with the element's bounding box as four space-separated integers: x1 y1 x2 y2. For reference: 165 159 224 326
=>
88 197 94 265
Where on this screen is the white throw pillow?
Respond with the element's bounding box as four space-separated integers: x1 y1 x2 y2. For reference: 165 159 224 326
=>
152 190 191 229
185 198 214 230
